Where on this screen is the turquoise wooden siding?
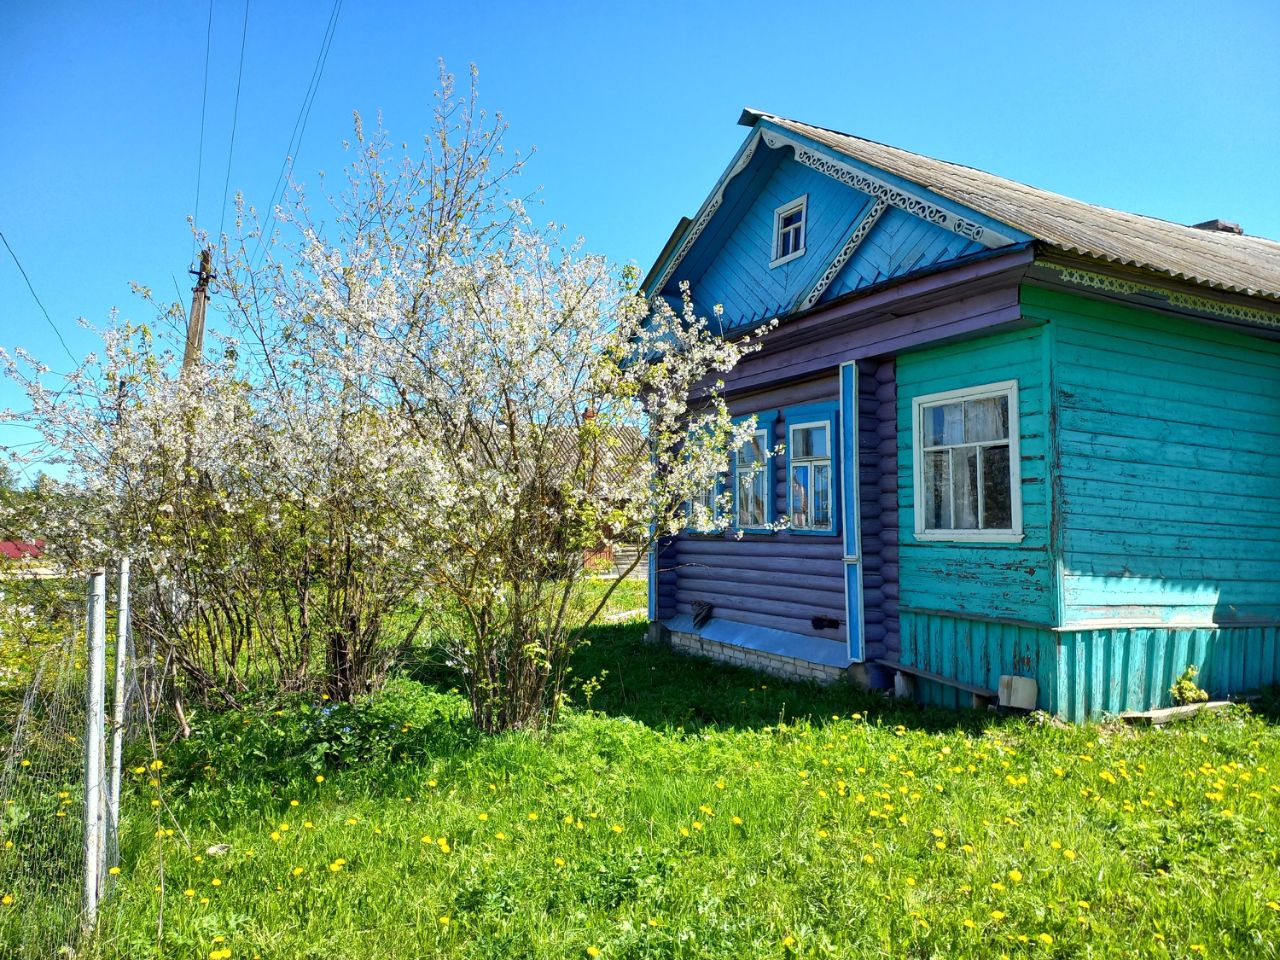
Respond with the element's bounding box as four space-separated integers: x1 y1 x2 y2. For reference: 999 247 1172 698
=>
896 326 1055 624
899 610 1057 710
689 156 872 328
902 610 1280 719
1023 286 1280 627
820 206 986 303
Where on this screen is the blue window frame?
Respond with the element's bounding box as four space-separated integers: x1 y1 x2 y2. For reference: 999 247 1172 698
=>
732 411 778 534
783 401 839 536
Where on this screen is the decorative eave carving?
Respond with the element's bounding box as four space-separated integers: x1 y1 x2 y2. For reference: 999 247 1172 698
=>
760 128 1019 250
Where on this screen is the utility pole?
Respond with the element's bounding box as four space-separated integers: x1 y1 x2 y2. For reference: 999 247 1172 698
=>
182 247 214 371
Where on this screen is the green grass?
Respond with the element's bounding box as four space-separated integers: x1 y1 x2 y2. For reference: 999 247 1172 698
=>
13 589 1280 959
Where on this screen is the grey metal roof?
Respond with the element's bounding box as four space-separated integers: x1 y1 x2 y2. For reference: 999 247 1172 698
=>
742 110 1280 302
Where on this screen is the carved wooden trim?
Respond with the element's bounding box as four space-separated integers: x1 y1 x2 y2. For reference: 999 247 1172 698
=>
799 198 888 310
760 128 1017 249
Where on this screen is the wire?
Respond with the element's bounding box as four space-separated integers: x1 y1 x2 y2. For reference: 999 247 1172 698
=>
191 0 214 260
251 0 342 270
217 0 251 243
0 230 76 364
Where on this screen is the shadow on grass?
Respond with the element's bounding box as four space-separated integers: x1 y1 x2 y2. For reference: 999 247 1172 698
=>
556 620 997 735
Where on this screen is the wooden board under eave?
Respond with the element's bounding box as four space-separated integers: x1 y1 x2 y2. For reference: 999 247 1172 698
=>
895 325 1056 625
1021 285 1280 627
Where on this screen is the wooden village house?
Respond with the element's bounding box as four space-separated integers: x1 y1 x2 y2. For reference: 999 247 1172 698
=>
644 110 1280 720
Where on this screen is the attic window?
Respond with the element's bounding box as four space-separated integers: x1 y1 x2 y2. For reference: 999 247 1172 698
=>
771 196 807 266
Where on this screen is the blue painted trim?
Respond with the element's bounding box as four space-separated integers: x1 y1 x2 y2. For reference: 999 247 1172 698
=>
840 363 865 662
647 529 657 622
663 614 853 669
732 410 779 535
782 401 840 537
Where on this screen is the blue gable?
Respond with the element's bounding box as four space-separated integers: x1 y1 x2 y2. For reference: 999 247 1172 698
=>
646 120 1032 331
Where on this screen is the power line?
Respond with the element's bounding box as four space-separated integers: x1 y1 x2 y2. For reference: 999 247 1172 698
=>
0 230 76 364
191 0 214 260
217 0 251 243
252 0 343 270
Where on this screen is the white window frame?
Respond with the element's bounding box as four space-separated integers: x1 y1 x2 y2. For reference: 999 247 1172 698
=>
770 195 807 267
788 419 835 534
911 379 1023 543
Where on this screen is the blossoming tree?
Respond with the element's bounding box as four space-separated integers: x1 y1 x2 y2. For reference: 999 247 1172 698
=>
2 65 765 731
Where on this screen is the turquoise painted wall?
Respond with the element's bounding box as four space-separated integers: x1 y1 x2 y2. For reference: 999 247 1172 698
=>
900 610 1280 719
1024 286 1280 627
896 325 1055 624
690 153 871 327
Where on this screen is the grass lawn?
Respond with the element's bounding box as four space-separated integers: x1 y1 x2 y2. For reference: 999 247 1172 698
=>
45 583 1280 958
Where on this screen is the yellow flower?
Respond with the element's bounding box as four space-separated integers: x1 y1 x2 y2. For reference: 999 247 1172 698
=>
19 759 30 767
962 919 976 929
731 816 743 826
1 894 12 906
150 759 164 771
990 910 1005 920
315 775 325 784
328 860 345 872
1063 849 1076 861
678 827 690 837
290 799 299 807
108 866 121 876
1267 901 1280 912
269 832 282 842
587 947 602 958
647 918 659 927
862 854 874 865
478 813 489 822
699 805 713 815
495 832 507 841
934 840 946 850
421 835 434 844
438 916 450 926
905 877 916 886
693 821 704 831
1038 933 1054 945
610 824 623 834
1190 947 1205 955
292 866 304 877
782 936 795 947
183 889 195 898
554 857 566 867
527 812 538 821
1007 869 1023 883
210 878 222 887
931 828 945 838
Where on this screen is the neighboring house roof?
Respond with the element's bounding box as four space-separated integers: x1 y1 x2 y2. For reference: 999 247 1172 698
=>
0 540 43 561
740 109 1280 302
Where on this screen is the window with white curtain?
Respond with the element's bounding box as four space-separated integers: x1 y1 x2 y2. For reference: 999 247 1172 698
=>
912 380 1022 542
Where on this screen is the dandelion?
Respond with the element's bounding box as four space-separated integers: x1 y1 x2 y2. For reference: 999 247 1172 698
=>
1267 901 1280 912
1037 933 1053 945
210 878 222 887
963 919 976 929
1008 869 1023 882
292 867 304 877
1063 849 1076 861
303 821 314 829
328 859 346 872
315 775 325 784
1 894 12 906
731 816 743 826
990 910 1005 920
554 857 565 867
270 832 282 842
610 824 623 834
184 889 195 898
527 812 538 821
439 916 450 926
478 813 489 822
587 947 601 958
290 799 299 807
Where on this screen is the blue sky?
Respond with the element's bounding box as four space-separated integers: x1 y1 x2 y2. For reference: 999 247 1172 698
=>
2 0 1278 470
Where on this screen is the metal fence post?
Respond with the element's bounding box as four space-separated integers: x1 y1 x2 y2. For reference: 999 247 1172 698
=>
81 569 107 930
106 557 131 873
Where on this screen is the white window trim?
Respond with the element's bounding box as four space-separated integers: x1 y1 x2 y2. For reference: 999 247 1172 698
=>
770 195 807 268
911 379 1023 543
788 419 835 533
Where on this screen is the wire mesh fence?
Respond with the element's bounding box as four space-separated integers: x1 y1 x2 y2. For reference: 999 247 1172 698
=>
0 563 149 959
